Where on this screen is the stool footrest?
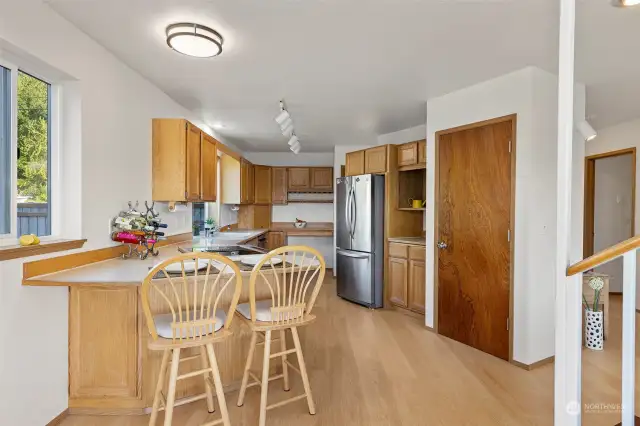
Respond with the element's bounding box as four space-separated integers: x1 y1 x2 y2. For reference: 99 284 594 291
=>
157 392 208 412
178 367 212 381
201 418 225 426
247 370 285 388
284 359 301 375
269 348 296 358
266 393 308 411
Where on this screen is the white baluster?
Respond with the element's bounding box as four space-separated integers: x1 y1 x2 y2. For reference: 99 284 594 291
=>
621 251 636 426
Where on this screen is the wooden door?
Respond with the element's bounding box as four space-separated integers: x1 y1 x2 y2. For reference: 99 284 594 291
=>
288 168 310 191
365 146 387 174
388 257 408 308
201 133 217 202
272 167 288 205
345 151 364 176
398 142 418 166
437 118 513 361
408 245 426 314
185 123 202 201
254 165 272 204
310 167 333 191
418 140 426 164
267 231 285 250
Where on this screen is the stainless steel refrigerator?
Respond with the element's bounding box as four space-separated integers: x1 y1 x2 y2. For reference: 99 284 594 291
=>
336 174 385 308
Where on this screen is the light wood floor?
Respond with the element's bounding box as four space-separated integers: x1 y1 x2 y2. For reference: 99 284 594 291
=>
62 278 635 426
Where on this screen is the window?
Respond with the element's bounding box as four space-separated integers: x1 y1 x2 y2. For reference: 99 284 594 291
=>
0 62 53 239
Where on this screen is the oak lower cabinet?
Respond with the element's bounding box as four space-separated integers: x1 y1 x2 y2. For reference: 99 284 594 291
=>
153 118 219 202
254 165 272 204
272 167 288 205
388 242 426 315
345 150 365 176
267 231 286 251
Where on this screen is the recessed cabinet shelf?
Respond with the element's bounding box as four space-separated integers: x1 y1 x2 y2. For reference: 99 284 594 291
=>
397 168 426 210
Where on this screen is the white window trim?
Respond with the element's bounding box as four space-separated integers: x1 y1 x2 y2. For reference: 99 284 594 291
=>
0 56 61 243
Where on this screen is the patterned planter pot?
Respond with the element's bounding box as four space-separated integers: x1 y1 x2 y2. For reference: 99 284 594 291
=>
585 310 604 351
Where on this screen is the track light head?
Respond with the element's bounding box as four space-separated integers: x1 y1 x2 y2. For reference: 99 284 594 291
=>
288 135 299 146
577 120 597 142
275 110 290 126
291 143 301 154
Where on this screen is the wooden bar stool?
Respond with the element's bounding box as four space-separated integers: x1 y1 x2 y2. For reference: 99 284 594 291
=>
235 246 326 426
142 253 243 426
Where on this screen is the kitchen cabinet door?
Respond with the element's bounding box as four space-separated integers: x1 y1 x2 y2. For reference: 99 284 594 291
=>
398 142 418 167
418 140 426 164
310 167 334 191
201 133 217 202
185 123 202 201
288 168 310 191
267 231 286 251
365 146 387 174
272 167 288 205
408 259 426 314
240 159 252 204
345 150 364 176
388 257 408 308
254 165 272 204
248 163 255 204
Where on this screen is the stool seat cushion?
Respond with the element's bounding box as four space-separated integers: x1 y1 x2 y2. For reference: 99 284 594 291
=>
236 300 303 322
154 309 226 339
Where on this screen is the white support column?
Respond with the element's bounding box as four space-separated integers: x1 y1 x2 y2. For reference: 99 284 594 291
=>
621 251 636 426
554 0 580 425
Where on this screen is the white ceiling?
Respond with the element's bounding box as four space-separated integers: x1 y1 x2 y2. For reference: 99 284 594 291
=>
46 0 640 152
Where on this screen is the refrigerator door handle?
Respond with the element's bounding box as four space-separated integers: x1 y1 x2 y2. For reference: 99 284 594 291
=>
337 249 370 259
350 187 357 239
345 184 353 238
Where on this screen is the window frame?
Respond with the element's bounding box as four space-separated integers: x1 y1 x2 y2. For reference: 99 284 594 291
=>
0 56 59 242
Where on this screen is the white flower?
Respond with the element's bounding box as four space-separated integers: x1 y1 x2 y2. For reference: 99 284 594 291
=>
588 276 605 292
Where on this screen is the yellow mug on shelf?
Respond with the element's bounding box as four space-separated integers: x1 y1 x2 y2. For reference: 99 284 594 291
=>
409 199 426 209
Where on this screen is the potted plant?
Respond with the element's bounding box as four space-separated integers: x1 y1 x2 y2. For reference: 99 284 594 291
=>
583 276 605 351
192 224 200 237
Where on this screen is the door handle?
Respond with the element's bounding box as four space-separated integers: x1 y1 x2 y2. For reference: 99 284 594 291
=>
345 185 352 237
437 241 448 249
337 249 369 259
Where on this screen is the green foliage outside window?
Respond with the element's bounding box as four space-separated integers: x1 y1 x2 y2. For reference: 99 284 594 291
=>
17 72 48 202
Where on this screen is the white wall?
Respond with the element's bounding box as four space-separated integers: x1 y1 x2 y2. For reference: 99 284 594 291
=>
586 117 640 303
425 67 585 365
0 1 239 424
244 152 335 267
377 124 426 145
592 155 634 292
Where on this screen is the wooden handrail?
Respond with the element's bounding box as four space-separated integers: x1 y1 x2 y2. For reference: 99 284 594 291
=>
567 235 640 276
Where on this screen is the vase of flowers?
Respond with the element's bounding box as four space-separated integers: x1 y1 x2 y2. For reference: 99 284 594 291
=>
584 276 605 351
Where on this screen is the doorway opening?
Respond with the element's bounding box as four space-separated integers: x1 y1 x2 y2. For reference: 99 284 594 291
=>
584 148 636 293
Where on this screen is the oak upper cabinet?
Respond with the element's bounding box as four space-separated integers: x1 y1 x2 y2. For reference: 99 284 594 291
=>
254 165 272 204
345 150 365 177
272 167 288 205
310 167 334 191
248 163 255 204
418 140 426 164
397 142 418 167
364 146 388 174
267 231 285 251
153 118 217 202
240 159 253 204
200 133 218 202
288 167 310 191
388 242 426 314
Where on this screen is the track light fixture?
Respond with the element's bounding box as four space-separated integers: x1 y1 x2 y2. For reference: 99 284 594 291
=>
612 0 640 7
577 120 597 142
275 99 302 154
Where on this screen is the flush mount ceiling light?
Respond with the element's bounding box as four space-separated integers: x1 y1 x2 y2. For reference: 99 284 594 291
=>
577 120 597 142
166 23 224 58
612 0 640 6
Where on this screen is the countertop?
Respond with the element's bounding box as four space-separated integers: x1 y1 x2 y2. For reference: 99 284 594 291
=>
270 222 333 236
388 236 426 246
25 230 270 287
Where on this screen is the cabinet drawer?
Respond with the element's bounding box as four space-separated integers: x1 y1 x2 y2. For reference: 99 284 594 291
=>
409 246 425 261
388 243 408 259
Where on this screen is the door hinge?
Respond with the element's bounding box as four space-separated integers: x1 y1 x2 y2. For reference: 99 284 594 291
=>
507 318 510 331
507 229 511 242
508 140 512 153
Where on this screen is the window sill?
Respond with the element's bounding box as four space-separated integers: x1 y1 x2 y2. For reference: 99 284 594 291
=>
0 239 87 262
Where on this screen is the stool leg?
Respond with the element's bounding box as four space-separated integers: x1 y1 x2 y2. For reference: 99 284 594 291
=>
237 331 258 406
164 348 181 426
280 329 290 391
200 346 215 413
292 327 315 415
206 343 231 426
259 330 272 426
149 349 170 426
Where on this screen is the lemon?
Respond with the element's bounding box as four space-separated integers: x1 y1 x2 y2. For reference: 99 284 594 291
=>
19 234 35 246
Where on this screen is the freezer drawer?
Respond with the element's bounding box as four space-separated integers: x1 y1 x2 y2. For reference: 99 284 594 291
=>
336 249 374 307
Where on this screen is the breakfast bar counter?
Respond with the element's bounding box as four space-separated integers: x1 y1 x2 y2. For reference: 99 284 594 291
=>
21 232 299 416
